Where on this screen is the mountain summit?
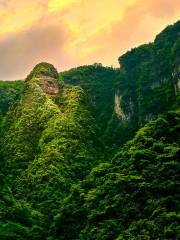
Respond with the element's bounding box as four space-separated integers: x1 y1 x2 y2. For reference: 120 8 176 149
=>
26 62 61 95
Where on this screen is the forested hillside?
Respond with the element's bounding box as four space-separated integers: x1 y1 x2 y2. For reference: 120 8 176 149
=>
0 63 103 239
53 108 180 240
60 21 180 147
61 64 119 132
0 21 179 239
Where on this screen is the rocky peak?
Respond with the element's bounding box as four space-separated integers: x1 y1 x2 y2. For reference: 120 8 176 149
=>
26 62 60 95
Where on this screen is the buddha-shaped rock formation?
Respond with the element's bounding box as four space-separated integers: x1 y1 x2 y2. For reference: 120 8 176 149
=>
26 62 61 95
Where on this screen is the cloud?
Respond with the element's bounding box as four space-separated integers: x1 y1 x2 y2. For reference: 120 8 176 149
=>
68 0 180 67
0 19 70 80
0 1 47 36
0 0 179 79
48 0 81 12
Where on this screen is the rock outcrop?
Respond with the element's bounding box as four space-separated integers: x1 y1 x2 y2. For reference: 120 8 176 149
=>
26 62 61 95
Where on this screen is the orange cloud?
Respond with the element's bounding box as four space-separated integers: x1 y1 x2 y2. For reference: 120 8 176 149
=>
0 19 70 79
0 0 179 79
67 0 180 67
0 0 46 35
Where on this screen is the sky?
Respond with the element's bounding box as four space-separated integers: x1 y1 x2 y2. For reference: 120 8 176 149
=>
0 0 179 80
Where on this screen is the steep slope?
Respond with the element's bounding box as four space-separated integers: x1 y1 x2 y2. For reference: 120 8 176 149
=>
60 21 180 147
1 21 179 148
53 108 180 240
61 63 119 132
0 63 102 239
107 20 180 145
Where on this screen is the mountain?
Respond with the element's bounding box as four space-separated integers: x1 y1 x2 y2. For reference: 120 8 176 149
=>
60 21 180 147
0 63 102 239
61 63 119 133
0 21 179 239
53 108 180 240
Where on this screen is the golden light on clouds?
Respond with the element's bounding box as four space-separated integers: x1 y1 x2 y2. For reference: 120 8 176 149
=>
0 2 35 33
0 0 179 79
65 0 137 56
0 6 43 35
48 0 81 12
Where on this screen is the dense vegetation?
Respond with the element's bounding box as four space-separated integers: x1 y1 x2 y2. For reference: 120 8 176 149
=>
106 21 180 146
0 63 102 239
0 80 24 125
0 21 179 239
61 63 119 132
53 109 180 240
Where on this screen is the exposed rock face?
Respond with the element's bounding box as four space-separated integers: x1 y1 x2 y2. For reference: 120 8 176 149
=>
173 64 180 95
151 78 169 90
37 76 59 95
114 93 127 121
26 62 60 95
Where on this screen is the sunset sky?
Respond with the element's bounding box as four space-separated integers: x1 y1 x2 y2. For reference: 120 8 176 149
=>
0 0 179 80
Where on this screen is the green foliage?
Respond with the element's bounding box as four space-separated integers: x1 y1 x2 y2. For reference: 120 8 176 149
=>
0 62 102 238
60 64 120 132
0 80 24 115
54 109 180 240
26 62 59 81
0 184 45 240
107 21 180 145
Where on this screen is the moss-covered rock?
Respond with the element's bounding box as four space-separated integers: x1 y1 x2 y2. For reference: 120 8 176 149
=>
26 62 59 81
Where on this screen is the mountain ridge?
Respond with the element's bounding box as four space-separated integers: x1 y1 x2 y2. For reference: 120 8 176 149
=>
0 20 179 239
